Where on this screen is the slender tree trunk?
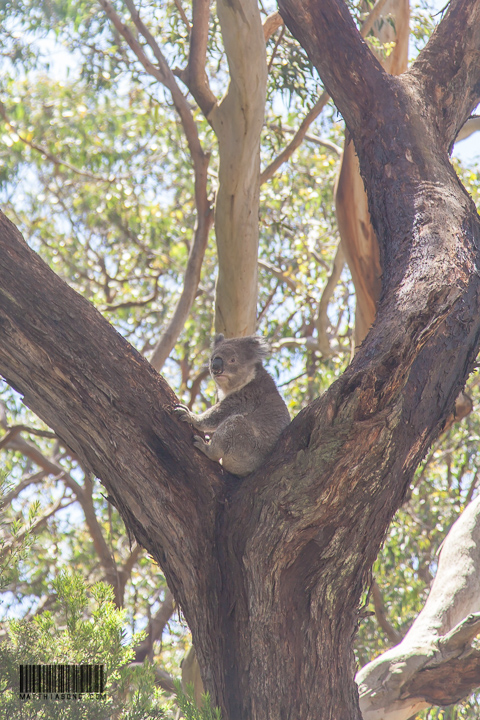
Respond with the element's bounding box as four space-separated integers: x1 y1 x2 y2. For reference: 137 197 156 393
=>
209 0 267 337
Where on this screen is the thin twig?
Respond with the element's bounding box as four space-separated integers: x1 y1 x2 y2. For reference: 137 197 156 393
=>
174 0 192 32
258 259 298 291
260 0 391 183
315 242 345 356
103 275 161 311
267 25 285 73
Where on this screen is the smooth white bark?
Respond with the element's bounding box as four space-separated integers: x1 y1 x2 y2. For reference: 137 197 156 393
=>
358 495 480 720
210 0 267 337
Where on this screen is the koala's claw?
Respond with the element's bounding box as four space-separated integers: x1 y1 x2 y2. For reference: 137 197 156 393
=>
173 404 191 423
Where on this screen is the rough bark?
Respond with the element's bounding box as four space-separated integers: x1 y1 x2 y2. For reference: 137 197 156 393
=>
209 0 267 337
335 0 409 345
0 1 480 720
358 495 480 720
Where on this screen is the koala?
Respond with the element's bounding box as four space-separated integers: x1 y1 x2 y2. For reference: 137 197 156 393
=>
174 334 290 476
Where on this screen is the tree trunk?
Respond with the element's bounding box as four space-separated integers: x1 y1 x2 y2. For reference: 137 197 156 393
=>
209 0 267 337
358 494 480 719
335 0 409 345
0 1 480 719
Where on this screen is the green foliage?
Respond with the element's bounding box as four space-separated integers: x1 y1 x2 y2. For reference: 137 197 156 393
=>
0 572 173 719
174 681 222 720
0 474 39 591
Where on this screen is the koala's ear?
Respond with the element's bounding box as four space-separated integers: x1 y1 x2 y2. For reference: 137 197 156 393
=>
214 333 225 347
246 336 268 360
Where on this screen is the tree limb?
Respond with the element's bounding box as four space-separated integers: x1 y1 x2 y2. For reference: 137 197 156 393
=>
100 0 204 164
99 0 212 366
0 470 48 506
263 12 283 41
208 0 268 335
314 241 345 356
456 115 480 143
134 588 175 662
262 0 392 184
260 92 330 184
407 0 480 151
173 0 191 32
358 495 480 719
149 201 214 371
179 0 217 118
371 578 402 645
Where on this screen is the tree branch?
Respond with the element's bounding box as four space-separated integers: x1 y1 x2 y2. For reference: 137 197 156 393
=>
81 473 126 606
314 241 345 356
260 92 329 184
358 495 480 719
407 0 480 151
99 0 205 167
99 0 212 364
134 588 175 662
263 12 283 41
173 0 191 32
149 202 214 371
0 470 48 506
0 497 75 563
371 578 402 645
0 210 223 645
279 0 389 135
262 0 391 183
456 115 480 142
179 0 217 118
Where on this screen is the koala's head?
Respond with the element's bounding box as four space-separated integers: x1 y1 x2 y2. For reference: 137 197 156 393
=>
209 334 267 397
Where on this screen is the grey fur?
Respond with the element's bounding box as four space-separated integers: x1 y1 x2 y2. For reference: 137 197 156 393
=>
174 335 290 476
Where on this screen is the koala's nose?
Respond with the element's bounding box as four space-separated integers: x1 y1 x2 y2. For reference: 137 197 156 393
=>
211 357 224 375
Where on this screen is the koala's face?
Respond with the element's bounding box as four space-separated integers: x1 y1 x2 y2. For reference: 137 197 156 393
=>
210 335 265 397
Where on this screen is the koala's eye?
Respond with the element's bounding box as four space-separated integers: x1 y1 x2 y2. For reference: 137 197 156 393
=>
229 357 236 363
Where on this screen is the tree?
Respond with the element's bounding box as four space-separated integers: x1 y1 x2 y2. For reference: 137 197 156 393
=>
358 492 480 719
1 0 480 719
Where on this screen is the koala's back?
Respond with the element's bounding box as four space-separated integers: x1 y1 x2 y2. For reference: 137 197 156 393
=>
213 366 290 476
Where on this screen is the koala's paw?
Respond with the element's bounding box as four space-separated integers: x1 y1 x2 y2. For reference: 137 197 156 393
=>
173 404 192 423
193 435 208 452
